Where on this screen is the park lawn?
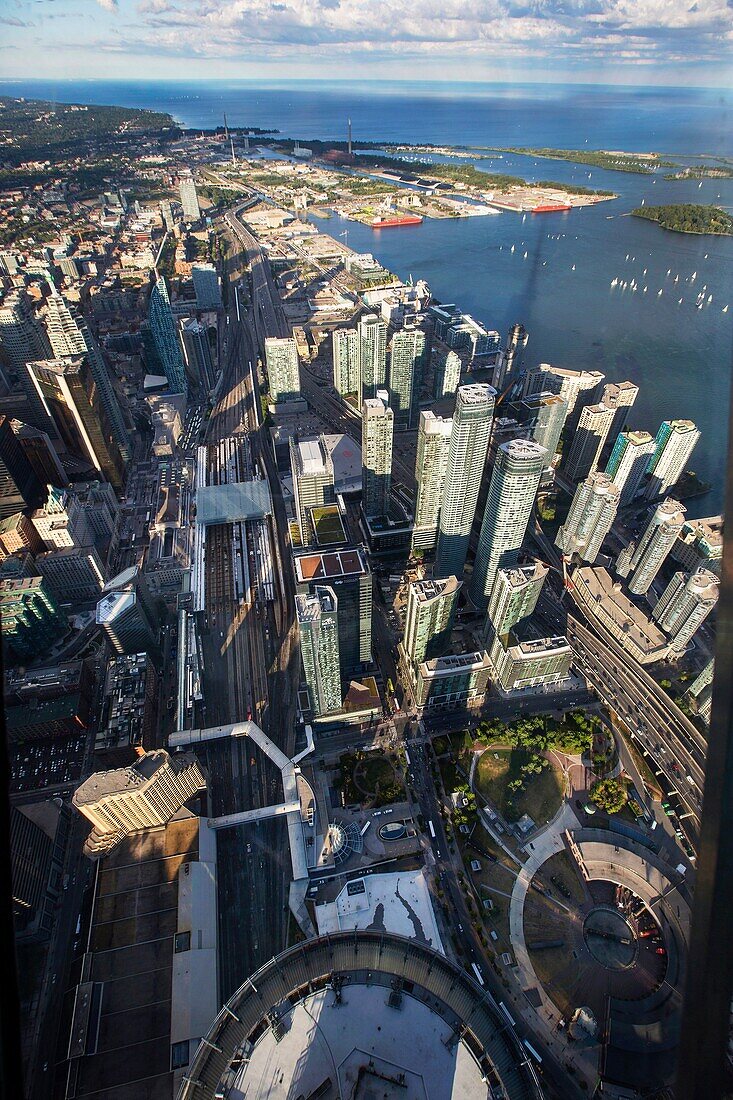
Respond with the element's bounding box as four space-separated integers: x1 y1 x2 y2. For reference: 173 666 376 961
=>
358 755 394 791
476 747 563 826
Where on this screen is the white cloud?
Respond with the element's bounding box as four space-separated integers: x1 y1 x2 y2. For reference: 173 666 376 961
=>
96 0 118 10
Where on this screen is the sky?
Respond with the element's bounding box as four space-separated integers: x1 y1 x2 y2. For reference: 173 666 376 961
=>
0 0 732 86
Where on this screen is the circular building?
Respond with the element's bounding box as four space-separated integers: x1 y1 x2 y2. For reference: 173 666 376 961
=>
178 932 542 1100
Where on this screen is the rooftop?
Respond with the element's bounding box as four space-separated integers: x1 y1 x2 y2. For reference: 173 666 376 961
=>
294 546 367 583
315 868 442 951
196 480 272 525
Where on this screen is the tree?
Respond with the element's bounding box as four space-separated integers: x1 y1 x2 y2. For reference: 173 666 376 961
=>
589 778 628 815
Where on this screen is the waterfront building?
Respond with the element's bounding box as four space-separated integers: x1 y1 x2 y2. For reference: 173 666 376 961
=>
434 384 495 580
410 650 491 710
297 585 342 716
10 420 67 488
402 576 461 665
604 381 639 449
0 414 43 519
148 276 187 394
522 364 604 416
564 401 616 482
671 515 723 576
520 392 568 463
265 337 301 404
389 327 427 430
412 411 452 551
488 632 573 692
556 472 620 563
469 438 546 608
42 289 131 463
361 393 393 519
0 290 51 372
191 263 222 310
180 319 216 392
605 430 656 506
332 327 360 399
434 349 461 400
486 561 547 638
73 749 206 857
289 436 336 546
178 172 201 222
0 575 66 661
623 498 687 596
36 545 106 604
358 314 387 403
653 568 719 654
645 419 700 499
293 546 372 674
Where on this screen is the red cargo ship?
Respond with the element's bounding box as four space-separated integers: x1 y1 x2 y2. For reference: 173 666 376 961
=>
371 214 424 228
532 203 572 213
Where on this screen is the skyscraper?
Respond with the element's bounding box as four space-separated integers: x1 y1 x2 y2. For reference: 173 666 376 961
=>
148 276 186 395
434 350 461 400
42 290 131 463
469 438 546 609
361 393 393 519
265 337 300 404
26 358 125 488
180 319 216 392
412 410 452 551
605 430 656 506
522 364 604 416
389 327 427 430
293 546 372 674
556 472 620 563
178 172 201 222
0 575 66 661
96 588 158 656
520 392 568 462
563 401 616 482
485 561 547 638
604 381 639 449
9 420 67 488
652 568 719 654
494 322 529 389
434 384 495 580
0 290 51 372
332 328 359 399
623 498 687 596
645 419 701 499
191 263 222 310
402 576 461 664
289 436 336 546
297 585 342 716
0 415 43 519
358 314 387 404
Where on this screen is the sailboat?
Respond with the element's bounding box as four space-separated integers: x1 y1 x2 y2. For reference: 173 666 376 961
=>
679 298 683 304
723 305 729 313
666 269 671 276
523 251 528 259
611 278 618 287
571 264 576 271
708 295 713 303
658 289 663 296
510 244 515 253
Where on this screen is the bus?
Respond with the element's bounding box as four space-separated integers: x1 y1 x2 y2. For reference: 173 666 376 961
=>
359 821 372 837
428 820 436 839
471 962 485 986
523 1039 543 1065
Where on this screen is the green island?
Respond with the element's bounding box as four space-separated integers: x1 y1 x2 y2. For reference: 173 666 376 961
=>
631 203 733 236
664 163 733 180
484 147 674 175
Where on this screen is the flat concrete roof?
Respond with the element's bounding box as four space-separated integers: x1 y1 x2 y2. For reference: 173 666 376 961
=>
575 566 667 653
235 984 484 1100
196 480 272 525
315 868 443 951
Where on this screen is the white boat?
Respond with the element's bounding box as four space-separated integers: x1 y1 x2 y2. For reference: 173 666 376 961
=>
674 275 679 284
643 268 647 276
510 244 515 253
679 298 683 304
704 254 708 259
691 271 697 280
723 305 729 313
522 214 526 223
643 286 648 293
658 289 663 296
666 269 671 276
625 253 629 261
611 278 618 287
523 251 528 259
708 295 713 303
571 264 575 271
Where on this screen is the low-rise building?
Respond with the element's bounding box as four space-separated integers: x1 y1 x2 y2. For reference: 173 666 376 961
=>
95 652 158 765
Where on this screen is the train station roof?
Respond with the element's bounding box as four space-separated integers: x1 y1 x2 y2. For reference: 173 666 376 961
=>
196 480 272 525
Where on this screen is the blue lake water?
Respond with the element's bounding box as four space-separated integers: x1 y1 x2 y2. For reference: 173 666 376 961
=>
4 78 732 512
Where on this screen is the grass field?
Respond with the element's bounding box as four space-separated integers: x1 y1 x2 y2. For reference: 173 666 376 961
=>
476 748 563 826
312 505 346 545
